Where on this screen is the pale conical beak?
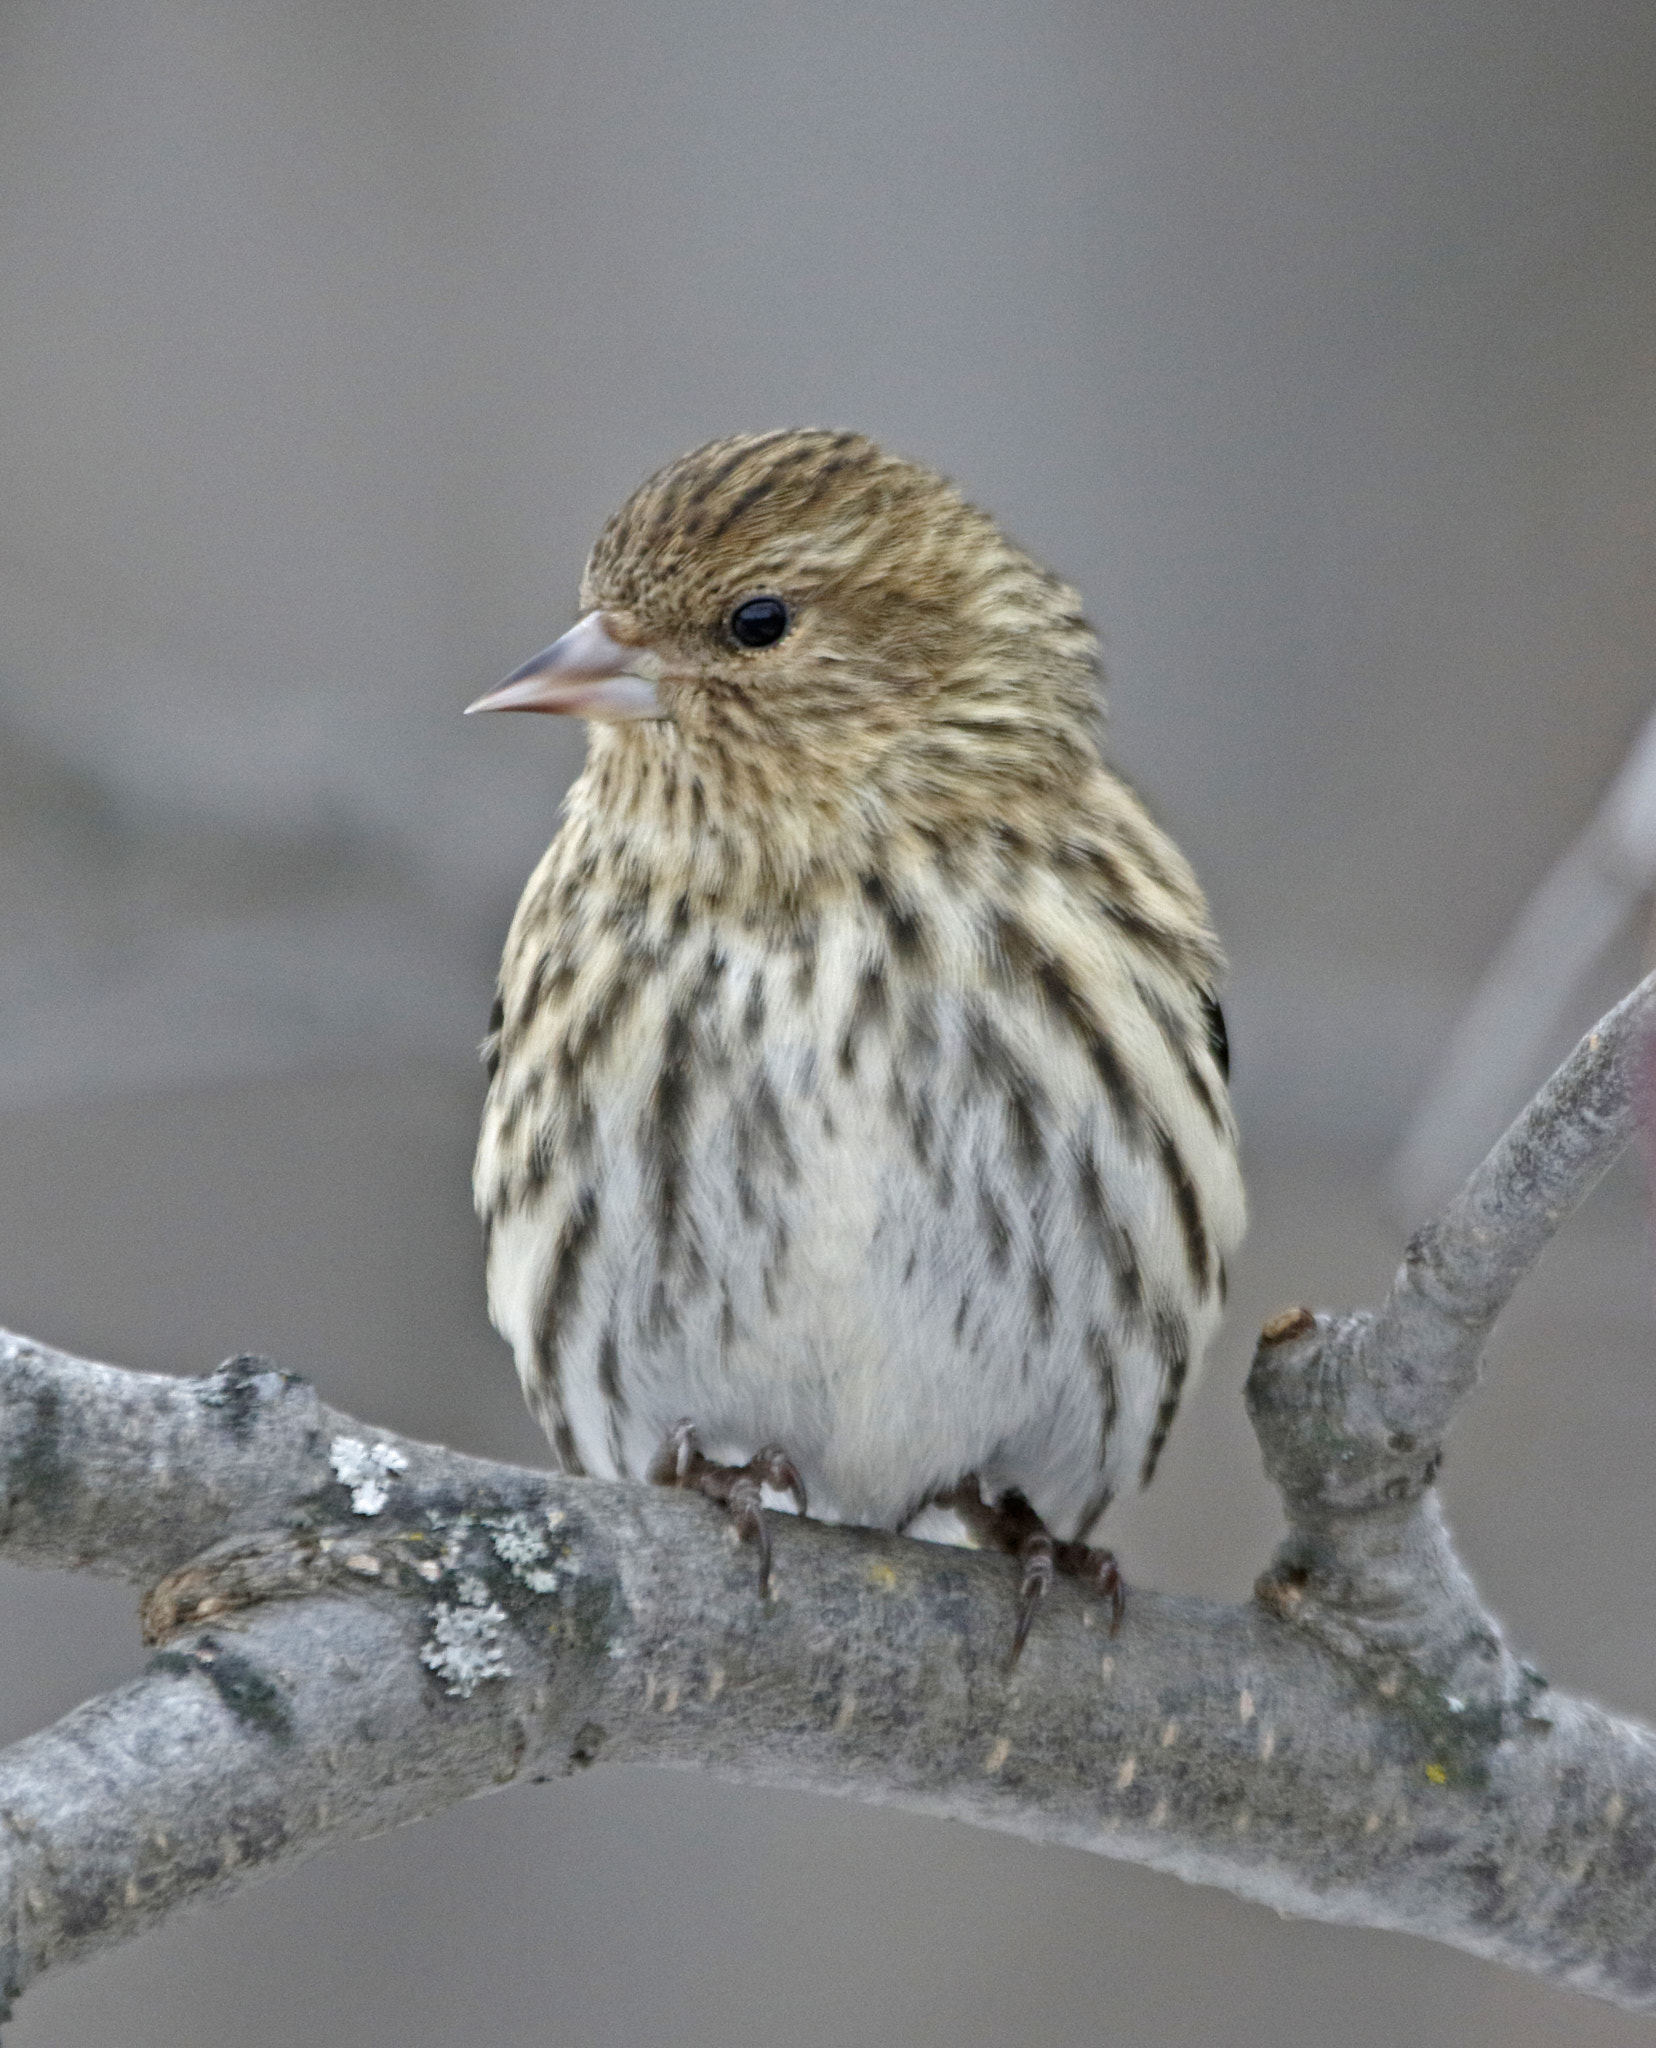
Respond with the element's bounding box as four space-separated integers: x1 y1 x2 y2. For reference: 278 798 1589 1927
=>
465 610 663 719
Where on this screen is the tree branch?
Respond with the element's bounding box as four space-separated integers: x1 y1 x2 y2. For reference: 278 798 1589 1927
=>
3 973 1655 2021
1248 969 1656 1708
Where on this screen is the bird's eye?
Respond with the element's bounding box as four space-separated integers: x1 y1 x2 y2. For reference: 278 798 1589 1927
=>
728 596 790 649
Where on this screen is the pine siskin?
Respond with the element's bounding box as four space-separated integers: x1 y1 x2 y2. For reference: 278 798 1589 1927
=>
470 429 1244 1646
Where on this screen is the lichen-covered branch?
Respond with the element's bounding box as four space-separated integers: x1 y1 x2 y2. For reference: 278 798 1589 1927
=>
5 1418 1656 2016
2 972 1655 2021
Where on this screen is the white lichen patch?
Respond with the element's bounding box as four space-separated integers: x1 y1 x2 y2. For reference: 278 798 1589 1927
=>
486 1513 546 1570
483 1511 562 1594
421 1589 513 1698
329 1437 407 1516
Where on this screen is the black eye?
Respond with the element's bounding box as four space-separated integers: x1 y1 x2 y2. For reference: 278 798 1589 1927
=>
729 596 790 649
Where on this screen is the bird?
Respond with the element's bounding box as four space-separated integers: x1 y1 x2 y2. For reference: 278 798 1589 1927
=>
469 428 1244 1654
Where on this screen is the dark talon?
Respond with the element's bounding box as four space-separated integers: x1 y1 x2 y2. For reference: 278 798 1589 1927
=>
648 1422 804 1596
940 1477 1127 1658
1010 1532 1054 1667
730 1477 772 1592
1058 1540 1125 1634
752 1444 808 1518
647 1417 699 1488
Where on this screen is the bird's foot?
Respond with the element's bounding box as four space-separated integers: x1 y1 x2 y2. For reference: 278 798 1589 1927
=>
648 1421 807 1596
941 1480 1124 1665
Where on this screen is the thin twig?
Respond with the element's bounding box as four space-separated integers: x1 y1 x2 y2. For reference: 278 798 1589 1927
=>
1370 965 1656 1436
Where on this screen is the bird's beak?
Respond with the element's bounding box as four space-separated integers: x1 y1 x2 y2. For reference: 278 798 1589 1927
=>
465 610 664 720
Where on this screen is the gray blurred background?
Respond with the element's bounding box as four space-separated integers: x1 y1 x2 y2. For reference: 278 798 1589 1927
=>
3 1 1654 2041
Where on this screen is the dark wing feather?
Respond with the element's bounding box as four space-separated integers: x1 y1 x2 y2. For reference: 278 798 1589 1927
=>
1200 991 1230 1080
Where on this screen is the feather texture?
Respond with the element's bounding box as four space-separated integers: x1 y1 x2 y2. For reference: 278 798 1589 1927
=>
474 429 1244 1545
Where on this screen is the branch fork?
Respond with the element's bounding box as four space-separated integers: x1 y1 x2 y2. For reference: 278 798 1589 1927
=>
2 972 1655 2019
1247 973 1656 1727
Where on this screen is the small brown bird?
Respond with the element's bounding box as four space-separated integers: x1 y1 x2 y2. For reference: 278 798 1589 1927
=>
470 430 1244 1649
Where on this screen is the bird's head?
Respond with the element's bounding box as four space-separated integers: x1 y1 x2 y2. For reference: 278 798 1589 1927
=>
469 430 1104 858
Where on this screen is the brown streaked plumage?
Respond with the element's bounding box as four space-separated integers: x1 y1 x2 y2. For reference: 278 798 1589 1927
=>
471 429 1244 1640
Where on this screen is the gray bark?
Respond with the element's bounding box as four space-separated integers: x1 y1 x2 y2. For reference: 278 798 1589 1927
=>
3 973 1656 2021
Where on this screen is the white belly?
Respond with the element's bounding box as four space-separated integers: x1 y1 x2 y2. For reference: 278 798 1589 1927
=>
481 914 1240 1542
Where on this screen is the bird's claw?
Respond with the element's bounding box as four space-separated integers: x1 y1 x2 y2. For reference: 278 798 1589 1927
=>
942 1478 1126 1664
1011 1532 1055 1666
649 1422 806 1596
750 1443 808 1518
1059 1539 1125 1634
658 1417 699 1485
